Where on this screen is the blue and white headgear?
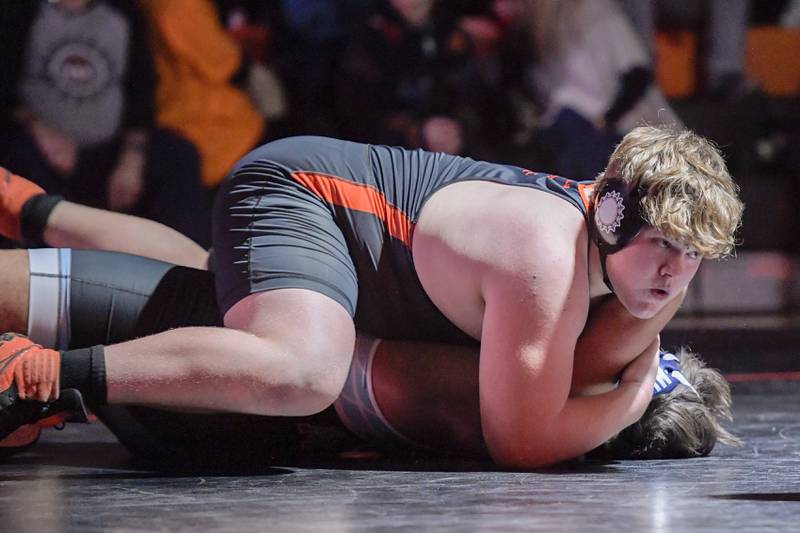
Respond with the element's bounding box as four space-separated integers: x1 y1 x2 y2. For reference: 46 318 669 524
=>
653 350 700 398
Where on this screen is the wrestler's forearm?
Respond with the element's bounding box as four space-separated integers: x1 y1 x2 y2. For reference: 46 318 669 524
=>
571 291 685 394
484 384 650 468
533 373 653 466
44 200 209 269
486 344 659 468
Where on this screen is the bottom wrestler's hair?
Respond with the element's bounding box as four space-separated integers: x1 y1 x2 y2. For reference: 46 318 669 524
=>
595 347 742 460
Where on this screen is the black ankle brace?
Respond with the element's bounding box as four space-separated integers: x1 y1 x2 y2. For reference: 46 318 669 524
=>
60 345 108 406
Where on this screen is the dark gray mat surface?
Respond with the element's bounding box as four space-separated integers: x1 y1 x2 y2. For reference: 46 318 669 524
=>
1 391 798 532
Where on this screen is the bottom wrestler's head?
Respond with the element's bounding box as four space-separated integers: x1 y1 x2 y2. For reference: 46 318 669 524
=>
594 347 741 460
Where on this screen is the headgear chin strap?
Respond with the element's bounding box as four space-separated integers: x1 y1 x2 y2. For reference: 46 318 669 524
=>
589 178 648 292
653 350 701 399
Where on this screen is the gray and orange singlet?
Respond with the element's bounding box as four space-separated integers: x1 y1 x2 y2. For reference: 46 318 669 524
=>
213 136 594 344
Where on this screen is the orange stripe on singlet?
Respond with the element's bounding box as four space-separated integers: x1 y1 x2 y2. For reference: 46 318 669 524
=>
577 182 595 211
291 171 414 247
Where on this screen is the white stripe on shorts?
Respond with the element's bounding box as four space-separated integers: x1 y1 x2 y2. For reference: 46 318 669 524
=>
27 248 71 350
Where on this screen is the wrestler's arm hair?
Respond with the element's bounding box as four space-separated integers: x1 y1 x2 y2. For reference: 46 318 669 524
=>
43 199 209 269
570 289 686 395
478 252 657 469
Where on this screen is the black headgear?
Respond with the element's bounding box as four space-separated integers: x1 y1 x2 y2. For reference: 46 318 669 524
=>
589 178 648 291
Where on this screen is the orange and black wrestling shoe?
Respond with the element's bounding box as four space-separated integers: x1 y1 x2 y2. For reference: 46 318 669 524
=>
0 333 88 453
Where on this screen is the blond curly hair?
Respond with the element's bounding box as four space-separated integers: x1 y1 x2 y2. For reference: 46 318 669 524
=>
596 125 744 258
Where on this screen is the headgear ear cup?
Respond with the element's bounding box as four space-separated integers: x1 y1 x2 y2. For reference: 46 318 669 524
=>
589 179 648 291
594 183 627 247
591 179 647 253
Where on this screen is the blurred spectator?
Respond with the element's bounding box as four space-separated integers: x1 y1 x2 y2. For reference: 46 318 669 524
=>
0 0 205 242
523 0 681 180
748 0 792 25
334 0 491 154
137 0 266 191
257 0 359 136
781 0 800 26
618 0 753 100
456 0 542 159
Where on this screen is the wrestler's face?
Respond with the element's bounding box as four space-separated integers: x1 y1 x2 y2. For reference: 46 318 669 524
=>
606 228 702 319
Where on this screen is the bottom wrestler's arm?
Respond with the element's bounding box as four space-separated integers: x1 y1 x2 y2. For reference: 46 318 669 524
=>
44 200 209 270
1 169 207 269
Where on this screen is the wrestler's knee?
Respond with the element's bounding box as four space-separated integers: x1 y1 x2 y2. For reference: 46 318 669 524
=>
243 332 353 416
223 288 356 415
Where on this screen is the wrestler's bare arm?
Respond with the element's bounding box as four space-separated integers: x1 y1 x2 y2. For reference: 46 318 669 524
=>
44 200 208 269
371 287 679 457
570 289 686 395
479 264 656 468
408 182 656 466
478 239 656 468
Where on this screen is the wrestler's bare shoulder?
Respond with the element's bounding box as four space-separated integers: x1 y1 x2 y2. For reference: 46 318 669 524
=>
416 180 586 264
412 180 588 338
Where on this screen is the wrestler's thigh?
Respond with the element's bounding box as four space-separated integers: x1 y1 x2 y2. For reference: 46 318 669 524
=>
212 160 358 363
25 249 226 459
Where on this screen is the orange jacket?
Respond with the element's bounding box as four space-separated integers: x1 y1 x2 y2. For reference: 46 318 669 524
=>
139 0 264 187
